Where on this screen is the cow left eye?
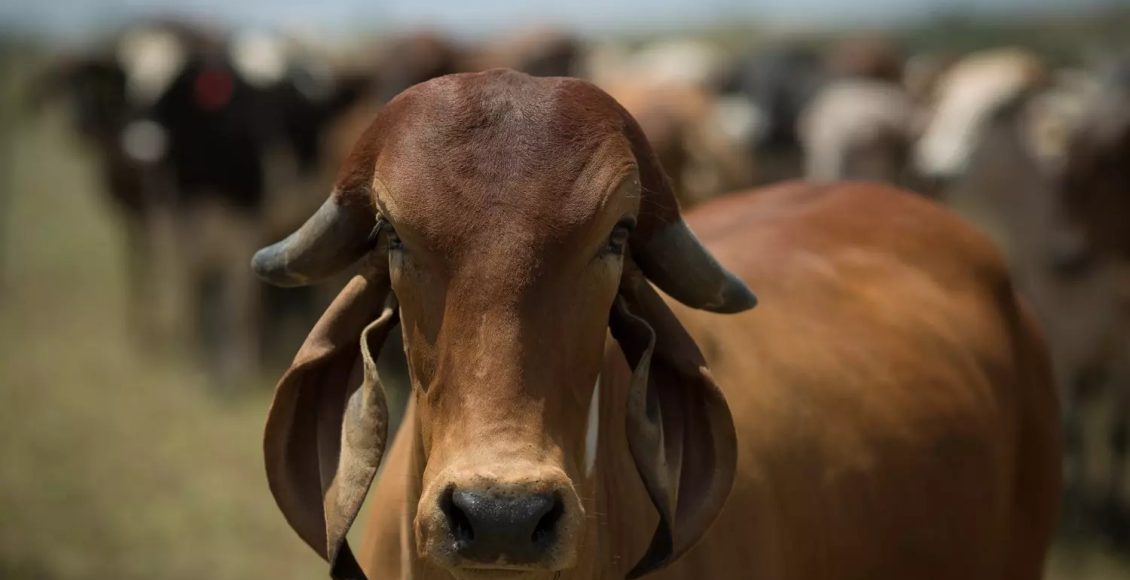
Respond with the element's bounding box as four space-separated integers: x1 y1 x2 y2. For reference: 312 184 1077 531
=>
386 227 405 251
603 218 635 257
375 218 405 252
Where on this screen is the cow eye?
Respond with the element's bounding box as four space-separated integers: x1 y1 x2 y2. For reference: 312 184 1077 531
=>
603 218 635 257
387 227 405 252
376 218 405 252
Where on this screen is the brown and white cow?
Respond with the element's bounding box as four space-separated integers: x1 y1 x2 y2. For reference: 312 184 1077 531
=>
799 78 919 184
253 69 1061 580
36 19 371 383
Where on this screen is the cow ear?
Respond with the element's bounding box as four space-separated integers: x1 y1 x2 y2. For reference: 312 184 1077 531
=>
263 264 397 580
609 266 738 579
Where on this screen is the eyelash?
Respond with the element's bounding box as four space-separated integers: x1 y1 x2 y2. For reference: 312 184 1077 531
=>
376 218 405 252
387 229 405 251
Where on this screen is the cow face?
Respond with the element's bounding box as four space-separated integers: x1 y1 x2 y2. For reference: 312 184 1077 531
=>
376 128 638 574
255 69 754 579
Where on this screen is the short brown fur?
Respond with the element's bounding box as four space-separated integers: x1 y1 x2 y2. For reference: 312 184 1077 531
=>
259 70 1060 580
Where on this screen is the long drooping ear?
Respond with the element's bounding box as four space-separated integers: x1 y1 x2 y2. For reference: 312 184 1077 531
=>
608 266 739 579
263 255 398 580
615 100 757 314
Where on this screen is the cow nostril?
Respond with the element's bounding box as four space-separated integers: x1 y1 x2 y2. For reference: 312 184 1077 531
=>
441 487 475 544
444 487 568 564
532 494 564 547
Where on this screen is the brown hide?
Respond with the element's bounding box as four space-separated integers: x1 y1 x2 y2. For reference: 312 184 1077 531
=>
358 182 1061 580
257 70 1060 580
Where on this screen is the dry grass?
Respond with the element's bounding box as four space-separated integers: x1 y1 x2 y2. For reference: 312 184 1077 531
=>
1049 543 1130 580
1 81 1127 580
0 109 323 579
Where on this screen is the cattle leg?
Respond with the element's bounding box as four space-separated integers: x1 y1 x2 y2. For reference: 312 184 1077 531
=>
1061 391 1088 535
209 210 262 391
122 214 162 346
193 261 260 390
144 200 191 348
180 199 262 391
219 244 262 389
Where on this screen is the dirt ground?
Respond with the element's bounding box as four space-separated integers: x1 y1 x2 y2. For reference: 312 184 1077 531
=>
1 107 1127 580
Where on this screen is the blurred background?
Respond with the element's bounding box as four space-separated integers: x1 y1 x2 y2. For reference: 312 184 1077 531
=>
1 0 1129 578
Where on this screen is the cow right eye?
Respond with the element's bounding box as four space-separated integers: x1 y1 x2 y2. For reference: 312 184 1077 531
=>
602 217 636 257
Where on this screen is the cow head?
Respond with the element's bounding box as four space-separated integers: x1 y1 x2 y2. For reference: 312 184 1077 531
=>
913 48 1048 186
253 69 754 579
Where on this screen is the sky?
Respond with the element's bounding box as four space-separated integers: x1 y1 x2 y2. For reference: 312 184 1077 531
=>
0 0 1122 41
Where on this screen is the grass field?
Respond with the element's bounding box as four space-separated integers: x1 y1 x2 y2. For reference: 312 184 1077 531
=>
1 77 1128 580
0 105 326 578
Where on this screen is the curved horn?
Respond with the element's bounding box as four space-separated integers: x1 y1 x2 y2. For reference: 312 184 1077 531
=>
252 196 375 287
634 219 757 314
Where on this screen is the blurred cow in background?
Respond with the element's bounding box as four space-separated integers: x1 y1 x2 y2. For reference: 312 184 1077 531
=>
913 48 1050 188
724 44 825 184
318 31 466 214
1061 57 1130 261
904 51 958 105
914 47 1130 545
726 37 909 186
36 19 369 387
798 37 920 184
588 40 756 206
371 31 462 104
33 21 219 345
329 26 580 160
1058 56 1130 543
799 78 918 183
824 35 904 82
464 25 581 77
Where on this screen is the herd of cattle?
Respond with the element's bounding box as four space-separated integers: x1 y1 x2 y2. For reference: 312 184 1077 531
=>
34 17 1130 576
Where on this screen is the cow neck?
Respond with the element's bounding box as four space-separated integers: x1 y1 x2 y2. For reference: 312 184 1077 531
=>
587 352 663 579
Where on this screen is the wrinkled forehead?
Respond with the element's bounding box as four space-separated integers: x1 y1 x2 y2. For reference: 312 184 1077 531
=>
370 71 639 246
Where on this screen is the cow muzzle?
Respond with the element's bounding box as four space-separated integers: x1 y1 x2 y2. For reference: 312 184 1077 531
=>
416 466 584 575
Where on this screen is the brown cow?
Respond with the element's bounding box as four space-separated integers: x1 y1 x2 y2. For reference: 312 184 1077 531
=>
253 69 1061 580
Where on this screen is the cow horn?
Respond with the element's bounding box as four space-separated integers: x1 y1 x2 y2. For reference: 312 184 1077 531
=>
609 81 757 315
252 196 376 287
634 219 758 314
